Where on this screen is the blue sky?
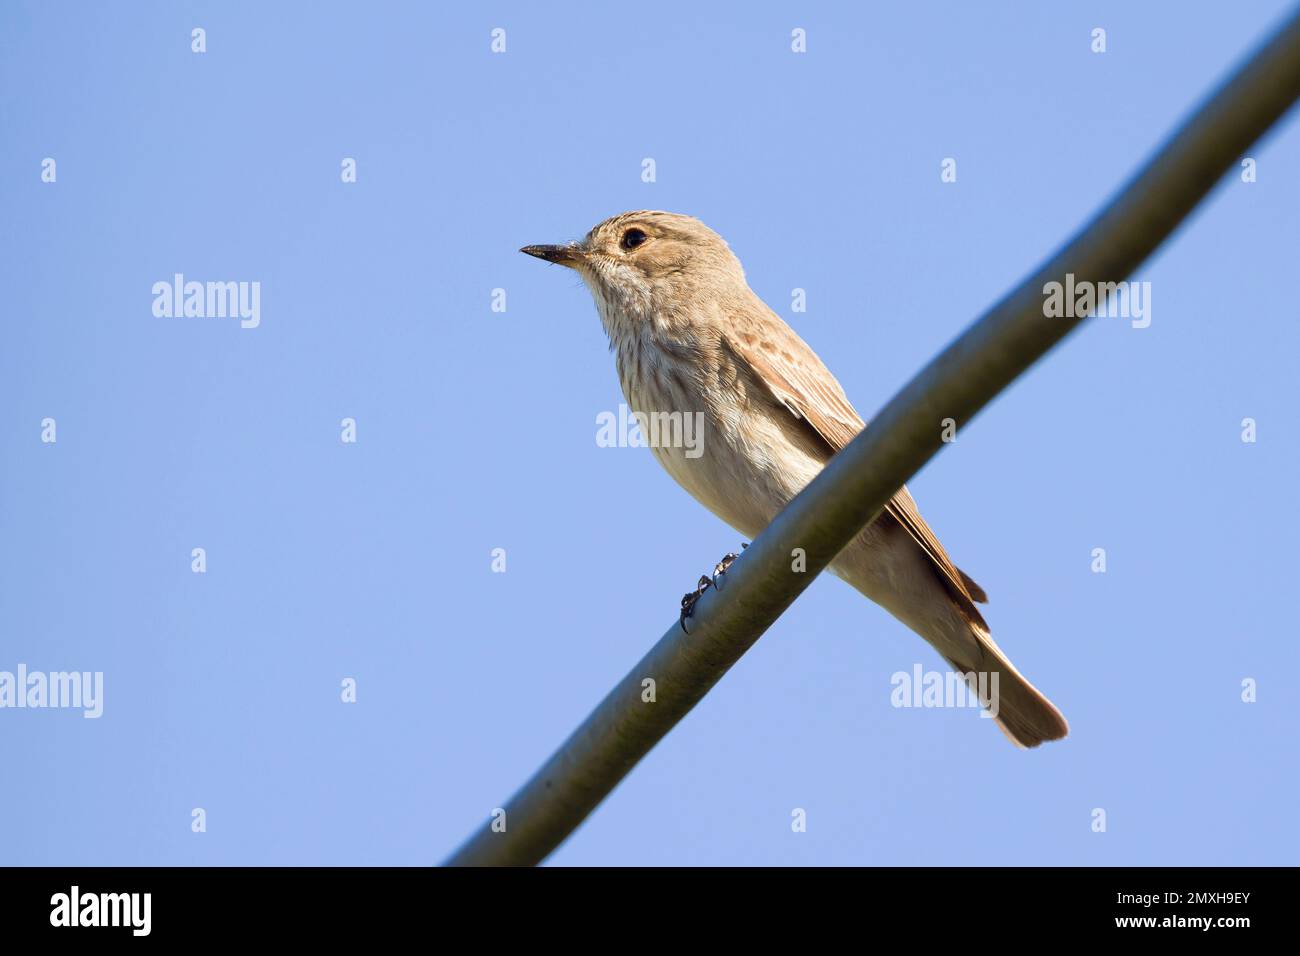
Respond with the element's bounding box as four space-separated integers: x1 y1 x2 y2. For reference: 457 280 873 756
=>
2 1 1297 865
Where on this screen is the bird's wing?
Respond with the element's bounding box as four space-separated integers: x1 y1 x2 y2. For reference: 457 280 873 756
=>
722 313 988 615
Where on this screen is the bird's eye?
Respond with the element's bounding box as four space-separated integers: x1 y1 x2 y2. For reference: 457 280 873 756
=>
620 228 648 251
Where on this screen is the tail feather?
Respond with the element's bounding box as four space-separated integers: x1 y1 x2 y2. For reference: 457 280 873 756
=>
946 628 1068 748
832 532 1067 748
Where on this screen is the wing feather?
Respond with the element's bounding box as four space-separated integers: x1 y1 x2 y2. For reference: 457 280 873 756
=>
722 316 988 617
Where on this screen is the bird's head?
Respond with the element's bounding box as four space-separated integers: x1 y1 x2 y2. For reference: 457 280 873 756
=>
521 211 746 319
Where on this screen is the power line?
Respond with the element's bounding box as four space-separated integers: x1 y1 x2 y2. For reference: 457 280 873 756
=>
445 7 1300 867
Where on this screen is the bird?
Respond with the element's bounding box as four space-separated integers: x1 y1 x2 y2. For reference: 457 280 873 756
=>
521 211 1067 748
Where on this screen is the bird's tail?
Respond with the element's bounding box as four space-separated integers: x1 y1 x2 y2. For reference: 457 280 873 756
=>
832 535 1067 748
943 627 1068 748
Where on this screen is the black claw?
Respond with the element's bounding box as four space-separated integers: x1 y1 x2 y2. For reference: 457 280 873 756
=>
711 543 749 589
680 544 747 632
711 555 736 588
679 575 713 633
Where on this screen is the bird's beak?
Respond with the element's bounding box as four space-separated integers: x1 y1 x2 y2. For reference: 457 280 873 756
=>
520 243 583 268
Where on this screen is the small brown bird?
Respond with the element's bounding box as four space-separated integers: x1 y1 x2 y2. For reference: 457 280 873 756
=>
523 211 1067 747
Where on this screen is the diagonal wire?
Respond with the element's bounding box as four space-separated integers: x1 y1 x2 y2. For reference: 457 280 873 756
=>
445 7 1300 866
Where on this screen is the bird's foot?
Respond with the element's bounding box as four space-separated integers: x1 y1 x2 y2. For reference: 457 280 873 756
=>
679 576 714 634
680 544 750 634
711 542 748 589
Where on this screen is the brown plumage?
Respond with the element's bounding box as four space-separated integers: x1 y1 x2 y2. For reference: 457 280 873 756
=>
523 211 1067 747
